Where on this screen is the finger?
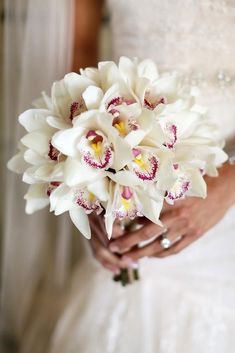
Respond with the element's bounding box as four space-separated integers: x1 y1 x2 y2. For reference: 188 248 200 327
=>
120 241 159 262
90 217 109 247
90 236 130 270
111 221 125 239
101 261 121 275
155 231 199 258
109 222 164 254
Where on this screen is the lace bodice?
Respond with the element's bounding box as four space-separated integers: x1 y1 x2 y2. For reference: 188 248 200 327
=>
107 0 235 140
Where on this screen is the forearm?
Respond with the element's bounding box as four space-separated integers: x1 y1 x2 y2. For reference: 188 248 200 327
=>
72 0 104 72
216 162 235 205
225 163 235 202
72 45 99 72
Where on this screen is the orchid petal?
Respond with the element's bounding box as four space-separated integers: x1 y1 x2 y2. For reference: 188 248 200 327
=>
210 147 228 166
32 92 53 110
64 157 101 186
69 207 91 239
187 170 207 198
112 135 133 170
80 67 101 86
49 184 70 211
107 170 143 187
21 132 51 156
64 72 95 99
23 166 40 184
82 86 103 110
7 153 28 174
35 163 64 181
137 59 159 81
52 127 84 156
19 109 53 132
24 149 46 165
163 111 202 139
119 56 137 88
151 74 179 102
24 184 49 214
98 61 120 91
46 116 71 130
87 178 109 201
137 191 163 225
73 110 99 129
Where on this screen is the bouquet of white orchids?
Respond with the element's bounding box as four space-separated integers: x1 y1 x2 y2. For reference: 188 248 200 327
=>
8 57 227 284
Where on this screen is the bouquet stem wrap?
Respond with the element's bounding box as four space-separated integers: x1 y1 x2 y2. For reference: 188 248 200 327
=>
113 219 142 286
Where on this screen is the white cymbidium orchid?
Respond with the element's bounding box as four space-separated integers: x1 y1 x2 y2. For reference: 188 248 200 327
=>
105 172 164 238
96 82 155 148
9 109 66 186
47 72 97 130
118 56 159 90
49 178 109 239
140 73 188 110
88 57 158 94
156 161 207 205
173 143 228 177
130 147 159 182
117 57 195 116
52 110 133 174
159 111 204 149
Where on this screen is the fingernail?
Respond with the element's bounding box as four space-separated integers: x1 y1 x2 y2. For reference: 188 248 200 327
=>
109 244 119 252
121 256 134 267
114 268 121 275
130 262 139 269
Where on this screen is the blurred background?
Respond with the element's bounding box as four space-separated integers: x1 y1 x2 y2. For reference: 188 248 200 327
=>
0 1 111 352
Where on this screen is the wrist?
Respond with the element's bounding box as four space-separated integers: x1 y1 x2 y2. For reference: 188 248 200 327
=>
219 163 235 204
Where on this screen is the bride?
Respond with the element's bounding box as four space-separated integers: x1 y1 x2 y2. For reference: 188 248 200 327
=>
3 0 235 352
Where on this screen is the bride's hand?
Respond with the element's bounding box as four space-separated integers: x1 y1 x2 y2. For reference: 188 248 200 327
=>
109 163 235 262
88 214 130 274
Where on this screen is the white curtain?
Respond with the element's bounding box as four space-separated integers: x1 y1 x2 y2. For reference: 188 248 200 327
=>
1 0 75 342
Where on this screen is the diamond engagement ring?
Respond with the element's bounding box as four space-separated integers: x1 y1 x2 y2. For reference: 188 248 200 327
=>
160 235 172 249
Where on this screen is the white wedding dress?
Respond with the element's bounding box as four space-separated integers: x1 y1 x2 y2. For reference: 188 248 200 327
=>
22 1 235 353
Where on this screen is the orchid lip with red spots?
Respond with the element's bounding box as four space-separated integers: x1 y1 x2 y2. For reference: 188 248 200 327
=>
144 93 167 110
166 177 190 202
69 99 86 122
75 189 103 215
113 186 143 220
163 123 177 149
132 148 159 181
79 130 113 170
106 96 135 111
48 141 60 161
83 147 113 169
46 181 61 197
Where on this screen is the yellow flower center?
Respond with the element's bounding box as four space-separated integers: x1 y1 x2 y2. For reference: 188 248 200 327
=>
91 141 102 156
121 197 131 210
134 154 146 170
88 192 95 202
114 121 126 136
